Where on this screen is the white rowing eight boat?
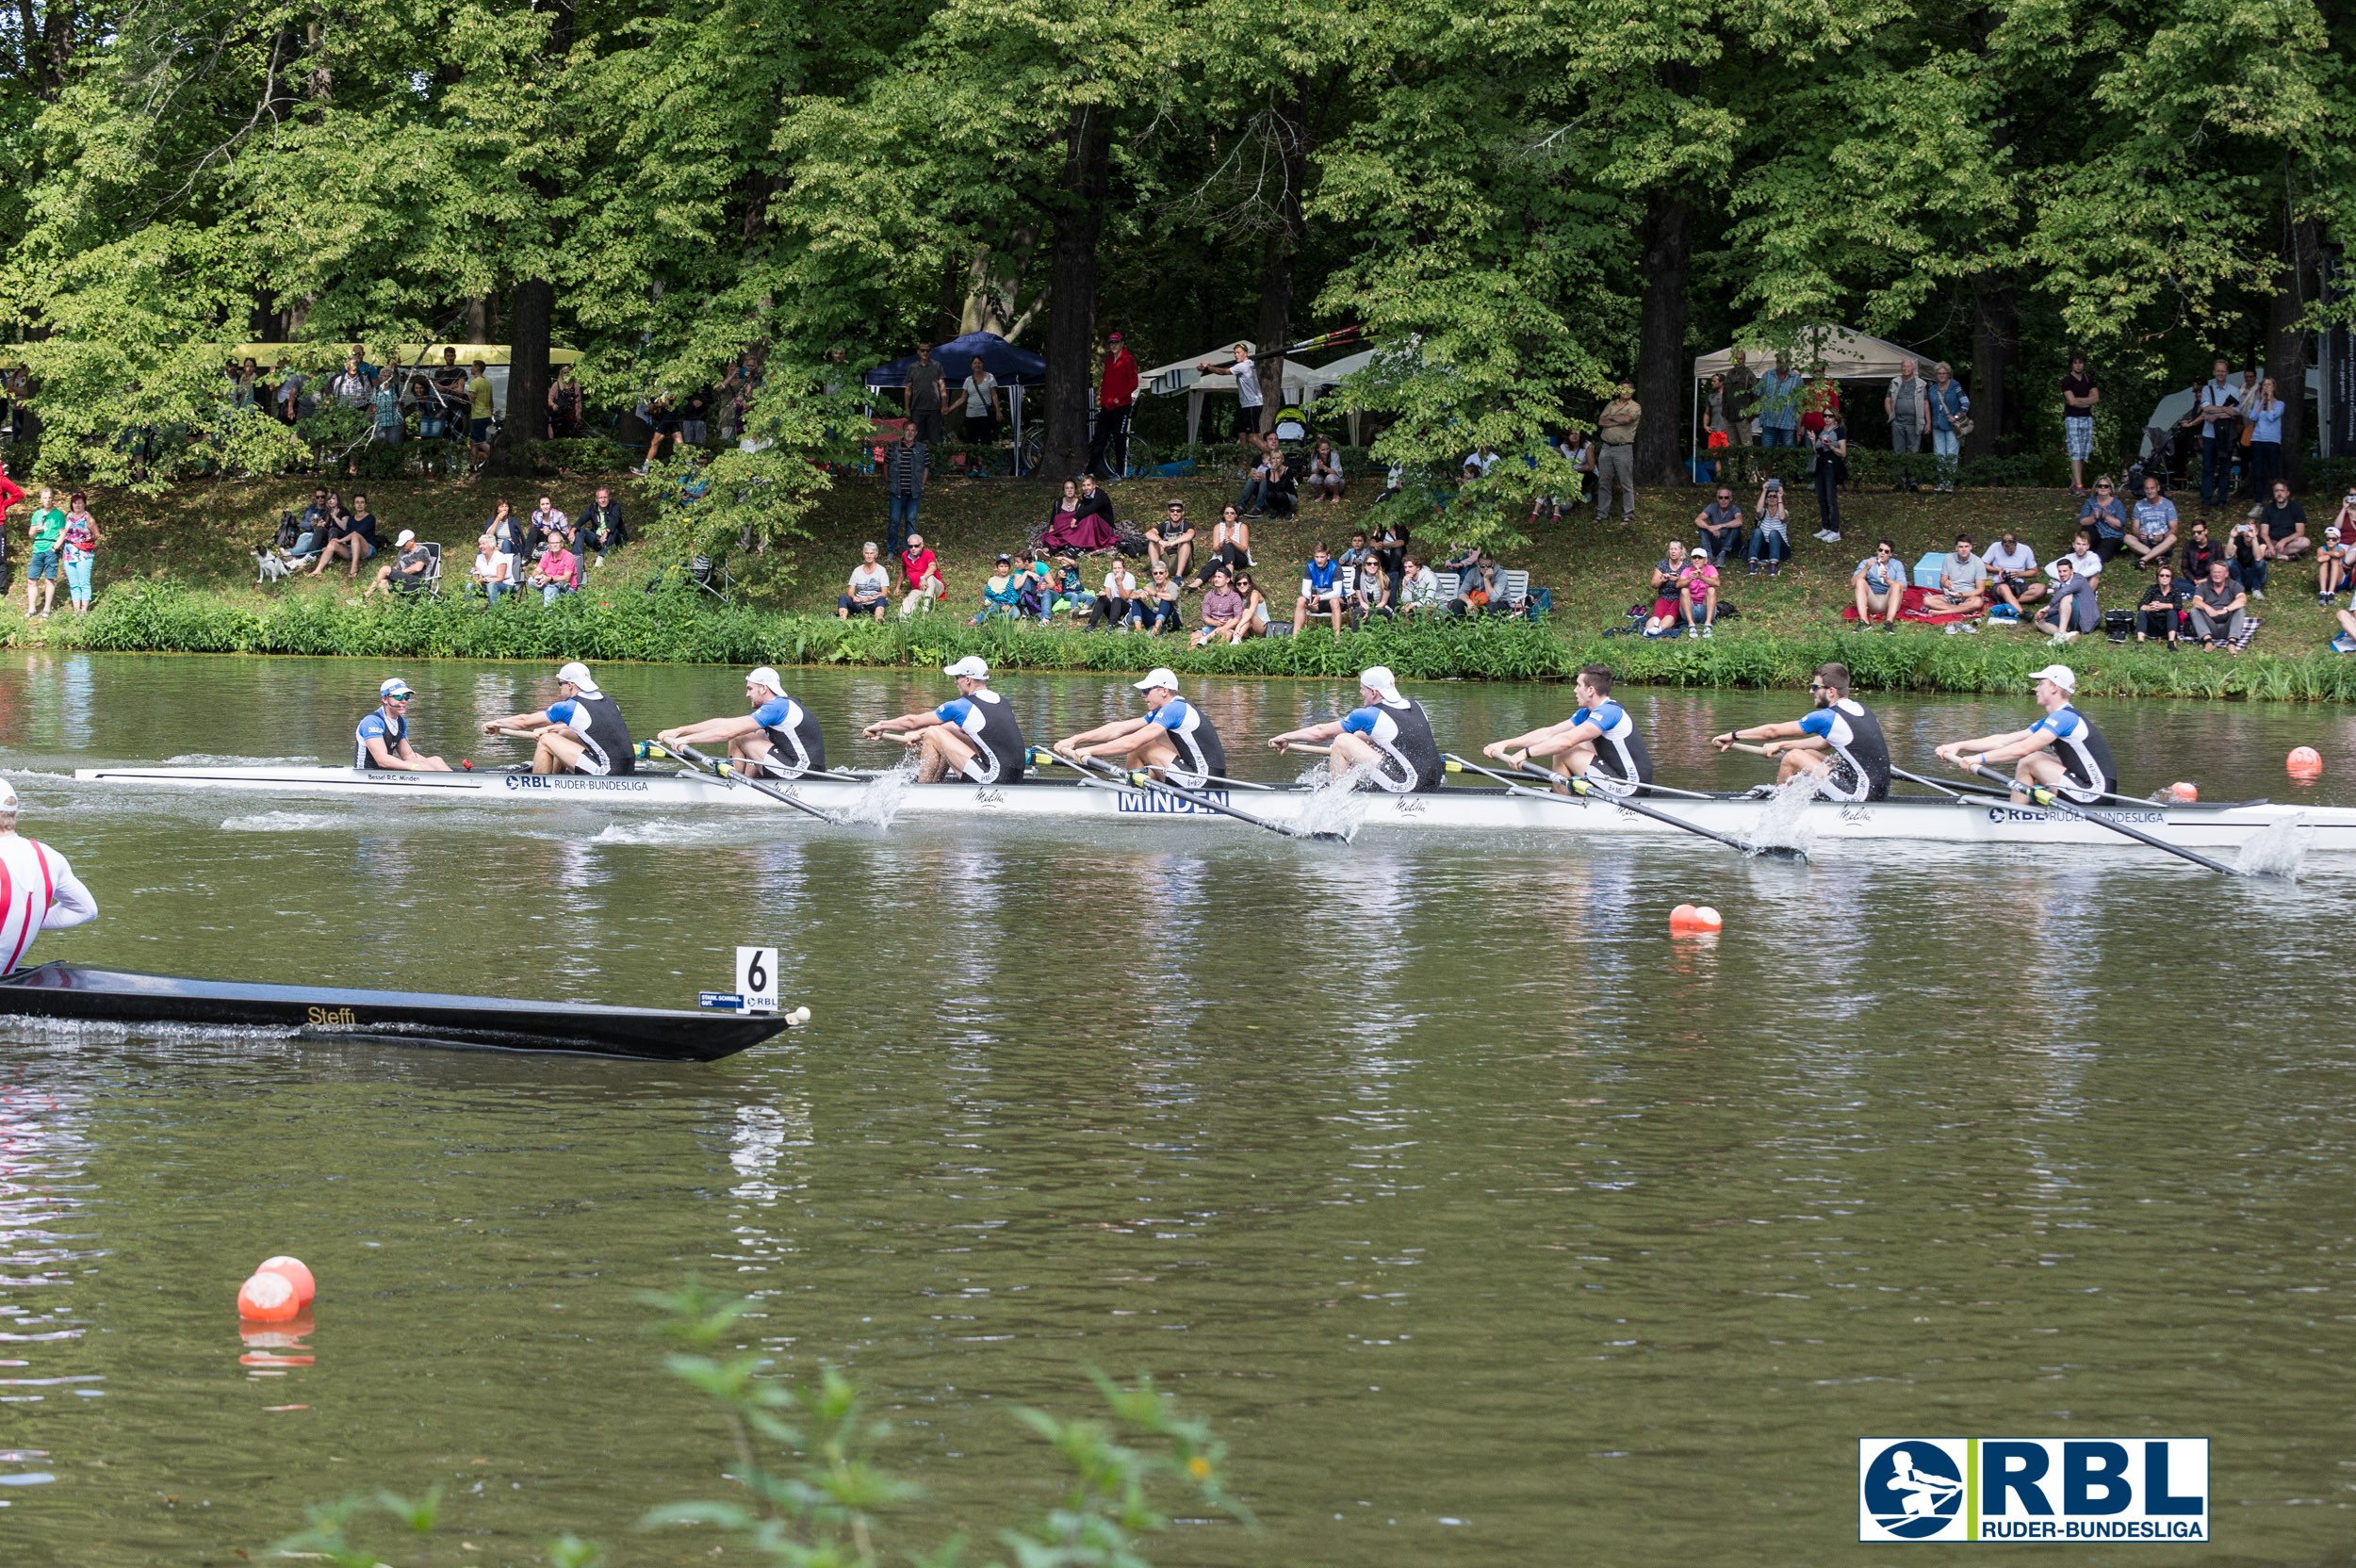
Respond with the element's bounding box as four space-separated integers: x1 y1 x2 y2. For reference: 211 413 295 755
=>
67 762 2356 853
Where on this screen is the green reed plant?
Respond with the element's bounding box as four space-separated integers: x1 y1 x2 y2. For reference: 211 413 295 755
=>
270 1279 1250 1568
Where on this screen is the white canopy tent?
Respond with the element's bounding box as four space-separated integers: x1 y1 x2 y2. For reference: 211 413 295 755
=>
1689 326 1918 479
1146 339 1363 446
2136 368 2320 457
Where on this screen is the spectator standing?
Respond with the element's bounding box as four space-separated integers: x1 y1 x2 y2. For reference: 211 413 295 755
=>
1755 353 1804 447
1693 485 1744 564
1808 419 1848 542
1746 479 1792 576
639 393 679 471
1800 370 1841 436
879 423 928 558
466 358 496 471
432 349 468 444
1088 331 1137 480
2079 476 2128 564
275 359 309 425
549 366 583 438
679 386 710 449
2186 559 2247 650
332 355 373 411
1885 357 1931 491
903 343 948 444
1705 373 1729 445
2184 358 2239 509
1199 343 1264 450
1724 349 1759 447
2060 353 2100 496
24 485 62 618
58 492 101 613
2124 475 2179 569
959 355 1002 445
1851 539 1905 630
839 542 892 620
2135 566 2186 645
1925 363 1969 490
2245 376 2285 498
899 533 945 617
581 487 626 563
370 371 404 450
1594 382 1640 524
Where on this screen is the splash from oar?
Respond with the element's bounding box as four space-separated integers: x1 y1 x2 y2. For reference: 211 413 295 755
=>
2234 812 2312 880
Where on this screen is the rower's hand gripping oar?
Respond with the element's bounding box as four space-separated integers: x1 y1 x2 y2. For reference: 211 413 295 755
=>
1443 753 1805 861
1039 749 1347 843
1964 762 2243 875
654 739 849 827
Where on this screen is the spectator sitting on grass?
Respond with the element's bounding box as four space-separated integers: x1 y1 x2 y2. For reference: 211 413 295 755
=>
2180 518 2222 583
1044 557 1089 622
1924 534 1989 623
1350 558 1394 626
1307 439 1345 502
1263 450 1300 518
2318 498 2356 604
364 530 433 599
1087 560 1139 629
1693 484 1744 564
1139 563 1182 634
1677 550 1720 638
899 532 944 617
1006 549 1052 621
2136 565 2185 645
838 542 891 620
1984 531 2044 616
2047 529 2102 594
1645 540 1692 634
972 554 1021 622
1746 480 1791 576
2032 556 2101 644
1192 565 1251 646
311 491 380 580
2078 476 2128 564
1851 539 1906 629
2123 475 2178 570
1295 542 1345 633
1399 554 1439 618
530 537 579 605
2187 558 2248 652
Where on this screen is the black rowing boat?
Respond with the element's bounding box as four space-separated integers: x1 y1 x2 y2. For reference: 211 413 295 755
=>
0 963 795 1062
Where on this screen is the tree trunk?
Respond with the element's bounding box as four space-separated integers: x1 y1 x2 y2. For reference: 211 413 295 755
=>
491 276 554 470
1967 278 2017 458
1250 89 1314 434
2267 213 2320 491
467 297 491 344
1040 106 1110 481
933 258 965 346
1632 189 1692 484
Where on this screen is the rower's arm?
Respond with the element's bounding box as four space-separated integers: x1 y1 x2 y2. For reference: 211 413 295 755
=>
659 714 763 745
485 710 551 734
42 858 96 929
1972 727 2051 766
865 710 943 737
1058 715 1151 755
1714 719 1806 749
1267 719 1344 749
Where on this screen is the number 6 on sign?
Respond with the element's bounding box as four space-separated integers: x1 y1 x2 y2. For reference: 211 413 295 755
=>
735 947 778 1013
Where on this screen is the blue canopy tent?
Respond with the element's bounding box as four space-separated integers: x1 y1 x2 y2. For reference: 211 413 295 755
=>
864 333 1047 467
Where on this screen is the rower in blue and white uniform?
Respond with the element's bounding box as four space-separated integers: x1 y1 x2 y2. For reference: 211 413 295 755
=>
1267 665 1444 792
1482 662 1653 796
0 780 97 974
1052 667 1227 789
483 662 635 776
353 676 452 772
1712 661 1891 801
1935 662 2119 805
655 666 827 779
864 655 1029 784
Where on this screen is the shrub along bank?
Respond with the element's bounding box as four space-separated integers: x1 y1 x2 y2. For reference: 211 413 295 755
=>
30 580 2356 701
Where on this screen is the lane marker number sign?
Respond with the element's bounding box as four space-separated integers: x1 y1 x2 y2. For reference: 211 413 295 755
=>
735 947 779 1014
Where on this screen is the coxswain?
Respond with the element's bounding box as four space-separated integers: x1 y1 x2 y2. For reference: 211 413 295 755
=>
1266 665 1444 792
354 677 451 771
1052 667 1227 789
1481 663 1653 796
0 780 96 973
1933 662 2119 805
1710 661 1891 801
483 662 635 776
862 656 1029 784
654 666 827 779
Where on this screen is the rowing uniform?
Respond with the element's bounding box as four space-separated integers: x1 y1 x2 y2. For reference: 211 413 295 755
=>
1340 695 1444 793
748 693 826 778
1570 700 1653 797
1147 698 1225 790
354 709 408 769
545 692 635 776
935 688 1028 784
2030 704 2118 804
1796 696 1891 802
0 834 97 973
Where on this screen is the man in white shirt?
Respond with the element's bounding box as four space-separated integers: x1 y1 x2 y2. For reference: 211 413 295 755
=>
837 542 891 620
1983 531 2044 616
2044 528 2102 593
2184 357 2240 509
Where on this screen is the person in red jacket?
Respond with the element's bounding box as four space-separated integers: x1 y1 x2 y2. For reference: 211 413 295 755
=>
1088 330 1138 481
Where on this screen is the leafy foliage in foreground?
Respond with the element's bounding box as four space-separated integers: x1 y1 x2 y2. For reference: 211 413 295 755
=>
272 1279 1249 1568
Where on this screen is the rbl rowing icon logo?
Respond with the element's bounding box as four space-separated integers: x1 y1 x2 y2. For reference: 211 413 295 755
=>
1861 1442 1967 1540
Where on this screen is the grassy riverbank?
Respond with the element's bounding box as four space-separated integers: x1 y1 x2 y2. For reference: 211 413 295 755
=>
16 466 2355 698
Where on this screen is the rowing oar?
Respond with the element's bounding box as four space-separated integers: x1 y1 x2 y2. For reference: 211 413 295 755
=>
1043 750 1347 842
1962 763 2242 876
1443 753 1804 861
654 740 848 827
1889 763 1970 799
1444 755 1718 803
1026 748 1276 792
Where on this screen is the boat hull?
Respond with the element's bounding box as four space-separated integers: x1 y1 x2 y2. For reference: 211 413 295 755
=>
68 763 2356 852
0 963 790 1061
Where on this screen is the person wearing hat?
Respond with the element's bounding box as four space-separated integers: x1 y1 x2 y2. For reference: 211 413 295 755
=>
0 778 97 973
483 662 635 776
1051 668 1227 790
655 667 827 779
1934 664 2118 805
1481 663 1652 798
863 656 1029 785
1266 666 1444 792
362 529 434 598
1710 661 1891 801
353 678 451 771
1088 330 1137 480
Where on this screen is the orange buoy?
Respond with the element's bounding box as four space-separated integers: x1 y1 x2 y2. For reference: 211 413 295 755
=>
1669 903 1699 928
1669 904 1722 934
2288 746 2323 778
237 1271 300 1323
2168 782 2198 802
257 1256 315 1308
1692 906 1723 932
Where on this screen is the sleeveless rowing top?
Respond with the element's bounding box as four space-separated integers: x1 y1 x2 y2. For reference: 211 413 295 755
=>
354 709 405 770
1573 700 1653 795
1798 696 1892 802
1340 696 1444 793
0 835 96 973
1149 697 1225 789
750 694 827 777
2032 704 2119 803
935 689 1029 784
546 693 636 776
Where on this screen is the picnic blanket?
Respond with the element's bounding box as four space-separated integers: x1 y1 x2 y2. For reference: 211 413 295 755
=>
1840 585 1981 626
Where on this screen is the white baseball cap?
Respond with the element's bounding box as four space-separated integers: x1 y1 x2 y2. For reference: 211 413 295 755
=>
0 778 21 810
379 677 416 699
1134 668 1180 694
556 661 600 695
944 656 990 680
1359 665 1400 696
2029 663 2077 694
746 666 784 694
396 529 416 546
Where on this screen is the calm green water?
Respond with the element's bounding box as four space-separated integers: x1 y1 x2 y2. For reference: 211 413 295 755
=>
0 653 2352 1567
